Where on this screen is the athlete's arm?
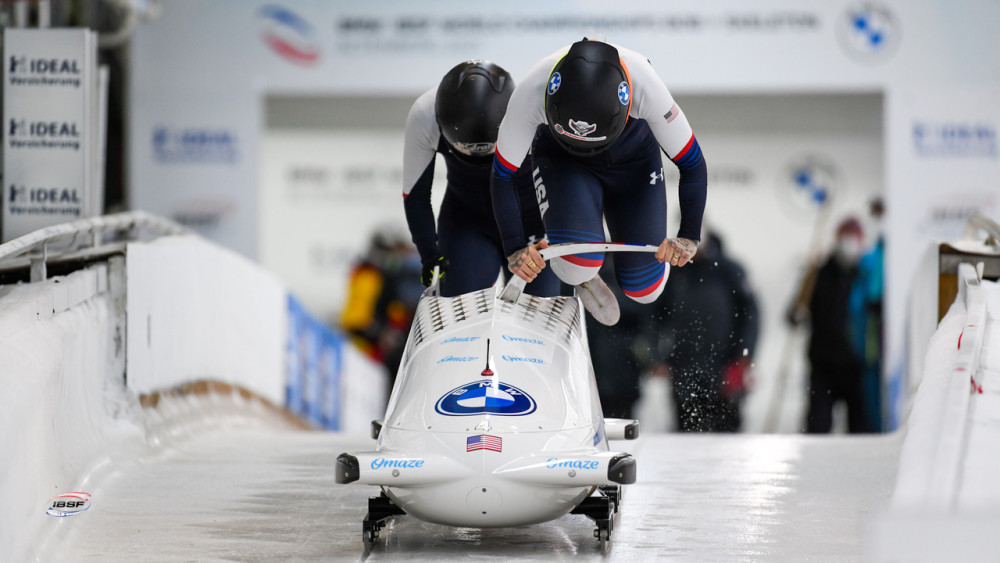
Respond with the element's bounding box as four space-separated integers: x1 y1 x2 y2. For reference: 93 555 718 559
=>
622 48 707 265
402 89 442 264
491 51 562 260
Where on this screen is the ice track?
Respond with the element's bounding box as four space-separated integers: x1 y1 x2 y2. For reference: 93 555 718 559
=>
40 427 899 562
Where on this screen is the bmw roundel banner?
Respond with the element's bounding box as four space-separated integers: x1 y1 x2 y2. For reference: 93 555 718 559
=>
435 381 536 416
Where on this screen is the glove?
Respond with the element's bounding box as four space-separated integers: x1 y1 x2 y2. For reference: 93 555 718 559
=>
721 358 752 400
421 256 448 287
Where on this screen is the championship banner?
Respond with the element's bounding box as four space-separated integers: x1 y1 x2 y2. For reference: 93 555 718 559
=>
2 29 100 241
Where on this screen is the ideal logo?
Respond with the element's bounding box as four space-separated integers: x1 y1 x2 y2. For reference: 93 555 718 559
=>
437 355 479 363
8 185 80 204
913 122 997 159
8 119 79 138
8 56 81 74
435 380 537 416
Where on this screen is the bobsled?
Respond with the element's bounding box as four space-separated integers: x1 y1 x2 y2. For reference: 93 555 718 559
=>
336 243 663 552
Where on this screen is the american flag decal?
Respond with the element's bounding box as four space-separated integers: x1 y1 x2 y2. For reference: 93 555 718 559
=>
467 434 502 452
664 102 680 124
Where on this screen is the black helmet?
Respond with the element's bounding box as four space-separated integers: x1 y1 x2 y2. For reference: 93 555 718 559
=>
544 40 632 156
435 60 514 164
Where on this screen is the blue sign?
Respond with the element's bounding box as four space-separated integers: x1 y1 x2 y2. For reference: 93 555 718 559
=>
435 381 536 416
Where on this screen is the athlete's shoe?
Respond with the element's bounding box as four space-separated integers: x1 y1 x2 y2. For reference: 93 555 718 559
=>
577 275 620 326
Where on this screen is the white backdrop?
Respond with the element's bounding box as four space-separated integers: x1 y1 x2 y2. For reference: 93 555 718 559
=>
129 0 1000 430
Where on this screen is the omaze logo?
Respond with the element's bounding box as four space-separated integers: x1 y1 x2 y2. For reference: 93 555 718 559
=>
46 492 91 517
258 5 320 66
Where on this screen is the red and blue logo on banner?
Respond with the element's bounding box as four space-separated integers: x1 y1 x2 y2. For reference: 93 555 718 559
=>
257 5 320 66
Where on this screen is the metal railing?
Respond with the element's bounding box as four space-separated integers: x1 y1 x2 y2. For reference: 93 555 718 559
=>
0 211 187 282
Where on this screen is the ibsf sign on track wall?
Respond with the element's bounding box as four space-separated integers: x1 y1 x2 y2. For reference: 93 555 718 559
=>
2 29 97 241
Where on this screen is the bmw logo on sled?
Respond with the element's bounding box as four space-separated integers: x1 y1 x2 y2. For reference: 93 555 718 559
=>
335 244 659 553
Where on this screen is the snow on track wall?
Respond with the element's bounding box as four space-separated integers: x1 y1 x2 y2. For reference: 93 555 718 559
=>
126 235 286 405
0 263 127 562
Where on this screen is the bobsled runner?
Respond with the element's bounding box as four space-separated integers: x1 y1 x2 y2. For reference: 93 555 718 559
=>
336 243 665 552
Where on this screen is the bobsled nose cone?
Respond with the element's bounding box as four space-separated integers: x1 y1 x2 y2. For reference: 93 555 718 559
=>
466 485 502 518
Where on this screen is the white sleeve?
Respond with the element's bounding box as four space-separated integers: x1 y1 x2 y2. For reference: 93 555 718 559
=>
494 49 565 170
402 88 440 197
619 47 696 159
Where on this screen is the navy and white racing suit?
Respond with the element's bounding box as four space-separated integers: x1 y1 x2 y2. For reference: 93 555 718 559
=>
490 45 707 303
402 88 559 298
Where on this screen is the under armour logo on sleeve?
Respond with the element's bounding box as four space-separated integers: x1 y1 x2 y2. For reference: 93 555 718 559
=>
650 168 664 184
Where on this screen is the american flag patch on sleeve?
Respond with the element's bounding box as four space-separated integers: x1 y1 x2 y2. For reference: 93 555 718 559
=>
664 102 680 124
467 434 502 452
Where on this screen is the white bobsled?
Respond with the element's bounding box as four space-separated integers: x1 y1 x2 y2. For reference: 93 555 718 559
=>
336 243 661 551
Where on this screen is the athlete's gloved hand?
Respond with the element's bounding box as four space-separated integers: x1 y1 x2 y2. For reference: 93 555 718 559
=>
421 256 449 287
656 237 698 268
507 240 549 282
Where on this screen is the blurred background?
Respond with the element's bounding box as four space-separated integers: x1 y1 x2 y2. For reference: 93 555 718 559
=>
7 0 999 433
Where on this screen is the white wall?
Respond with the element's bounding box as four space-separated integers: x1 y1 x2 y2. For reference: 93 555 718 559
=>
0 264 125 562
126 235 287 404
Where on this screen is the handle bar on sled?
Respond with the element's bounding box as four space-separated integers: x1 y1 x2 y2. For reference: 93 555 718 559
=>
498 242 663 303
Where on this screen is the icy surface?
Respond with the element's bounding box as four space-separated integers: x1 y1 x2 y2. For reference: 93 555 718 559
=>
39 427 899 562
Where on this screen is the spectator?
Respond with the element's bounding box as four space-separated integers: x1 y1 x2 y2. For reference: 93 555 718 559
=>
652 230 759 432
340 227 422 384
850 198 885 432
803 217 870 433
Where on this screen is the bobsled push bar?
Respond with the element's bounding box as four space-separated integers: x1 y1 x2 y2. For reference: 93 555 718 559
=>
499 242 663 303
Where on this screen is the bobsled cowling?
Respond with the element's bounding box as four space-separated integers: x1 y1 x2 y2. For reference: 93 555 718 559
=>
337 243 650 528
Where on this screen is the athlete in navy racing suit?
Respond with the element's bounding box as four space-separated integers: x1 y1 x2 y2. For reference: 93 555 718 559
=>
403 60 559 298
490 40 707 321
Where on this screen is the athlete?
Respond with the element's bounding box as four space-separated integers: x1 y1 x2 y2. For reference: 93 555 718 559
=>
403 60 558 298
490 39 707 324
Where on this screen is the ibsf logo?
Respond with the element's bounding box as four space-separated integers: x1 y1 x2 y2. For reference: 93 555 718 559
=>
46 492 91 517
258 5 320 66
8 55 81 75
837 3 899 62
8 119 79 138
435 381 536 416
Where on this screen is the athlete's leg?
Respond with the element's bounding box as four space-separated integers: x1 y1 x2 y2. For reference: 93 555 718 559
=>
530 153 605 286
437 198 505 297
603 143 669 304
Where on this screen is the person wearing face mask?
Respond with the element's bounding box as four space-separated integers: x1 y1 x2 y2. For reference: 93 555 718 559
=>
803 217 871 433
